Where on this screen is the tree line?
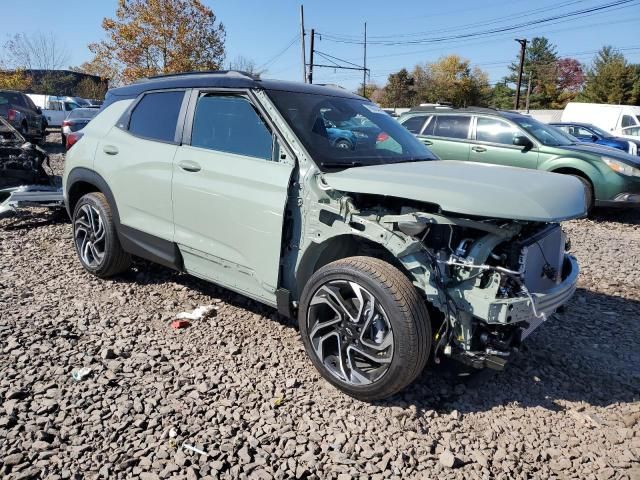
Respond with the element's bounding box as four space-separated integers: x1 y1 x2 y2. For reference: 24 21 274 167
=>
0 0 226 97
367 37 640 109
1 0 639 109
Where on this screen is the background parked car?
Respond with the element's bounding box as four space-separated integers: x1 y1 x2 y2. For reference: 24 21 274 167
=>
399 107 640 211
28 94 83 129
561 102 640 136
61 107 99 149
620 125 640 140
0 90 45 143
550 122 639 156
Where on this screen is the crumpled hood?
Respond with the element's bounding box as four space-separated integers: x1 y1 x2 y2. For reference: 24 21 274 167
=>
323 160 587 222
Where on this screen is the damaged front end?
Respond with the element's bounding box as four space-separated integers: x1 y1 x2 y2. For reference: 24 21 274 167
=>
0 116 51 190
302 185 580 372
384 208 578 370
0 116 60 218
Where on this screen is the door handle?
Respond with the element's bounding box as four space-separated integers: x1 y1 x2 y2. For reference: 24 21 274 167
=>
178 160 202 173
420 138 433 145
103 145 119 155
471 146 487 152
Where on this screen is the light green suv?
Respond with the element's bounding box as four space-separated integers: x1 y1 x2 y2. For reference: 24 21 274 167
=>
399 107 640 211
63 72 585 401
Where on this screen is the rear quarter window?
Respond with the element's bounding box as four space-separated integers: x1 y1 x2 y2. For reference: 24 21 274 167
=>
127 91 185 143
400 115 428 134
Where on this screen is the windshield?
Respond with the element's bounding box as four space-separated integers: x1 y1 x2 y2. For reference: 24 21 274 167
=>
587 124 613 138
512 116 573 146
552 127 580 143
267 90 438 171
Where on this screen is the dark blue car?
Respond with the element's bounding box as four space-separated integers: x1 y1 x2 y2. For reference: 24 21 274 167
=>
550 122 640 156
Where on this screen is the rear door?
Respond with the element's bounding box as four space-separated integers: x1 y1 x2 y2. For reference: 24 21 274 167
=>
468 116 539 169
172 91 294 303
93 89 186 241
417 114 471 160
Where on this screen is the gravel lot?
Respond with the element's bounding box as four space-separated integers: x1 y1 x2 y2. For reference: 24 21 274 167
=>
1 134 639 479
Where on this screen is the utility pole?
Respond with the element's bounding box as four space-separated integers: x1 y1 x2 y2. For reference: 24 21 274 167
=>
525 71 533 113
307 29 315 84
300 5 306 83
362 22 367 98
514 38 528 110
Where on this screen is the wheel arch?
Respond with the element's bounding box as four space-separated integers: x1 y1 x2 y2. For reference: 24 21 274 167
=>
542 158 605 198
65 167 120 224
65 167 184 272
294 233 412 301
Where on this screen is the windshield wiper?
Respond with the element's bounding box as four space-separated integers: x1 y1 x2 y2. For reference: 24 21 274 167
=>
320 161 365 169
391 157 433 164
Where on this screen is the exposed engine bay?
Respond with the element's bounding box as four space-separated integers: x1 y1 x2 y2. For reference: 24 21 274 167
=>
300 188 579 372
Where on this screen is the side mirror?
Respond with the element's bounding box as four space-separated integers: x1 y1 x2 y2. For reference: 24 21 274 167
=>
513 134 533 148
36 107 42 114
591 135 598 142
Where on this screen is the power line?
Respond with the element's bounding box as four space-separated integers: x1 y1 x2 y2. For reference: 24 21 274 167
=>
352 12 640 62
257 34 300 71
317 0 637 46
321 0 586 41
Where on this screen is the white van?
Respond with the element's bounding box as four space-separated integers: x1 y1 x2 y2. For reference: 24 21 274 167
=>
561 102 640 136
27 94 83 128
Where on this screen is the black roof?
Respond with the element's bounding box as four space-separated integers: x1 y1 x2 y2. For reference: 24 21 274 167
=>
104 70 364 106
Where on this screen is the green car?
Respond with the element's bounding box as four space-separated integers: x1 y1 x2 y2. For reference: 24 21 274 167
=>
399 107 640 210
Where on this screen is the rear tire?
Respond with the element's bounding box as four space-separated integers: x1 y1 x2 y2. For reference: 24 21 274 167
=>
299 256 431 401
72 192 131 278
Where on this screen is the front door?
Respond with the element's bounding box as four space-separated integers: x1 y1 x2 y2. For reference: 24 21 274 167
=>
172 92 294 304
468 116 539 169
417 114 471 161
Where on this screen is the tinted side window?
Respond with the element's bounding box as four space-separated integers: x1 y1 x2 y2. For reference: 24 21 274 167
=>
431 115 471 139
25 96 37 110
476 117 518 145
47 101 62 111
621 115 637 128
191 95 272 160
129 91 184 142
401 115 428 134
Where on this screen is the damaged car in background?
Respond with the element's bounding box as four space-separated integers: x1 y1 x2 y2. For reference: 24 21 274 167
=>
0 116 62 217
62 72 586 401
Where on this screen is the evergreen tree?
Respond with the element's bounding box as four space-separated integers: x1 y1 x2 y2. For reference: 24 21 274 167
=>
580 47 638 104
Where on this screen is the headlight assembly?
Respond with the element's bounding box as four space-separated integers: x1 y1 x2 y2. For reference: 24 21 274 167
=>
602 157 640 177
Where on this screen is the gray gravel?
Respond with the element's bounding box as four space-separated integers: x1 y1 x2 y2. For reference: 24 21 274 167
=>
1 133 639 479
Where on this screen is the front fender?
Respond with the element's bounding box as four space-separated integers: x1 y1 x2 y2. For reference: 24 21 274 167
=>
538 156 607 198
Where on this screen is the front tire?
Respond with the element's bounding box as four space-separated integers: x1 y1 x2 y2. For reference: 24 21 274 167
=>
72 192 131 278
572 175 594 215
299 257 431 401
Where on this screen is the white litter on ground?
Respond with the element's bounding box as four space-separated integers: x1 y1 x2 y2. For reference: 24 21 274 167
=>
174 305 217 321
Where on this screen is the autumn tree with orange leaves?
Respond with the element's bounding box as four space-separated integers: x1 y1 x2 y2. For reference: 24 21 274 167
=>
80 0 225 85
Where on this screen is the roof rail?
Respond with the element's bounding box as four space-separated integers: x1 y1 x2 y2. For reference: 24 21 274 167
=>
408 105 508 114
135 70 260 83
